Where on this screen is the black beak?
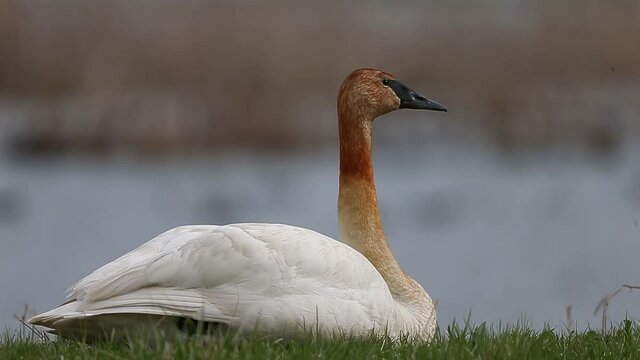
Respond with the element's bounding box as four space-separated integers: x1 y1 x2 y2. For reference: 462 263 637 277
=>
386 79 447 112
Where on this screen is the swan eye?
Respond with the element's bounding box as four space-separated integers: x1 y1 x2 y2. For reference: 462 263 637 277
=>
382 79 390 86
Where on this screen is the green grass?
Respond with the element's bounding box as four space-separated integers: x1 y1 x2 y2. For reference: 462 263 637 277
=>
2 321 640 360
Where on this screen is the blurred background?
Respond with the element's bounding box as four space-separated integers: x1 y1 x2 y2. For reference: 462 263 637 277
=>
1 0 639 331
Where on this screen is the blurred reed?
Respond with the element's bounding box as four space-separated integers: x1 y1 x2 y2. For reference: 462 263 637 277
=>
0 0 638 155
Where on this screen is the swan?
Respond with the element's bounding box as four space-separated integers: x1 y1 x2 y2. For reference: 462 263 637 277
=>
29 68 447 341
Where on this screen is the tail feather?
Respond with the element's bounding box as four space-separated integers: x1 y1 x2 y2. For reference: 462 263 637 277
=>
28 287 233 340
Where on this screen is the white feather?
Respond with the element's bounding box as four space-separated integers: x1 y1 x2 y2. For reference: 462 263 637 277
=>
30 224 429 339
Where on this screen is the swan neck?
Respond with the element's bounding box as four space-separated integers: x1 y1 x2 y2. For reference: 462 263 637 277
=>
337 106 419 303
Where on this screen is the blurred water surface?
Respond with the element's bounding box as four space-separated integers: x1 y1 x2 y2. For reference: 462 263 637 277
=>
1 143 639 331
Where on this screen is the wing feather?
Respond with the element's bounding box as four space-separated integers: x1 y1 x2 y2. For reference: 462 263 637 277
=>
31 223 399 336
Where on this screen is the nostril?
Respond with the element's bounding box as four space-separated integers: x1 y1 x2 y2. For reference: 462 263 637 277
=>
413 93 426 101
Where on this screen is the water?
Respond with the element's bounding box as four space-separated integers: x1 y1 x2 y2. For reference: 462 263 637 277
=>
1 145 639 331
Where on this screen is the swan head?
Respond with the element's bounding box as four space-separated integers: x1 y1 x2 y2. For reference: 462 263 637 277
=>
338 68 447 119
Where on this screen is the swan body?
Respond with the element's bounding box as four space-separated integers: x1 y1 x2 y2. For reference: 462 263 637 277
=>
30 68 447 341
30 224 431 338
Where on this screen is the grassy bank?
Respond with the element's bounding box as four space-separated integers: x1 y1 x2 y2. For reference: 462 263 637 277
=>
2 321 640 360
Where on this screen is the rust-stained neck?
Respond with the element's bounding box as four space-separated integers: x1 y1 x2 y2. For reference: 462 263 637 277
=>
339 107 375 181
337 77 422 304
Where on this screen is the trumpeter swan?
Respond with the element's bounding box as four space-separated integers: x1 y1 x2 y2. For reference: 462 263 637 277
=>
29 68 447 341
